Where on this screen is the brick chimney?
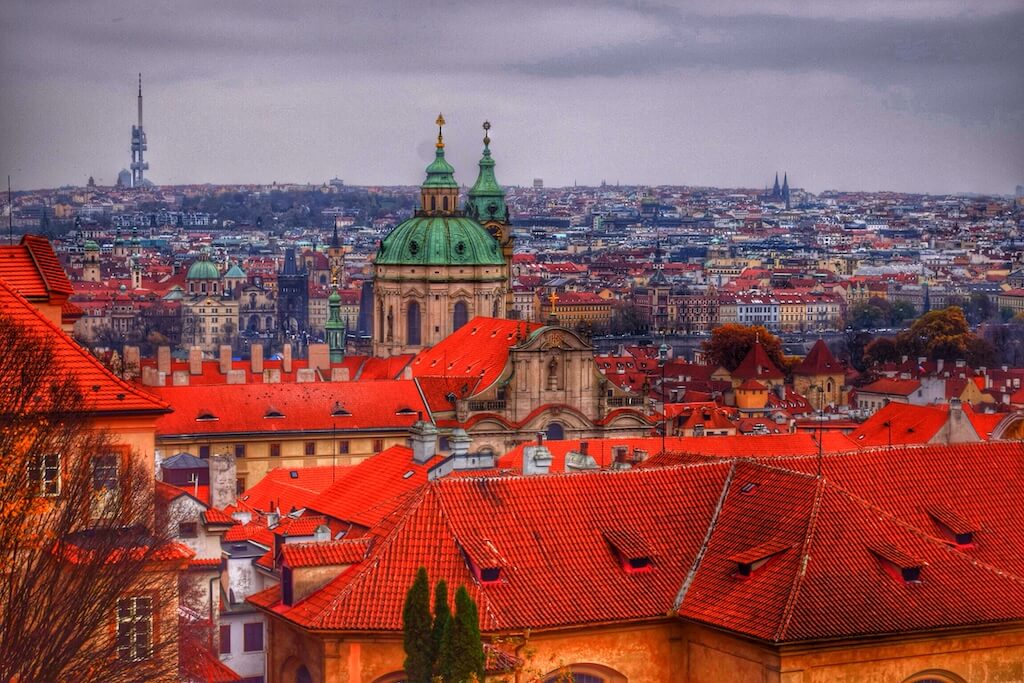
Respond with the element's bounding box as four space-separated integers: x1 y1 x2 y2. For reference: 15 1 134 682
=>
188 346 203 375
157 345 171 374
219 345 232 375
282 343 293 374
123 346 140 380
523 432 553 475
250 343 263 374
208 453 237 510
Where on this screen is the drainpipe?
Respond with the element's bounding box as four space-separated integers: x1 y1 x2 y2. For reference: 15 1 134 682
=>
208 575 219 651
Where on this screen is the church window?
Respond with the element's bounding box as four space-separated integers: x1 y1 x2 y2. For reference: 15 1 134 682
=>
454 240 465 255
430 196 436 211
442 196 449 211
453 301 468 331
407 302 421 345
546 422 565 441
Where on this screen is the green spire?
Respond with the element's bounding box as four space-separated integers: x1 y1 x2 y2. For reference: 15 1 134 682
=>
422 113 458 189
466 120 508 223
326 286 346 362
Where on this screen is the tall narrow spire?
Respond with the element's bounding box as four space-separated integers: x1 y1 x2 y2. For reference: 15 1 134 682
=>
466 120 508 224
130 73 148 188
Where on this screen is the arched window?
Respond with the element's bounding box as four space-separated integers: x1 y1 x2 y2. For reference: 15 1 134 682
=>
430 196 436 211
407 301 421 346
443 196 449 211
544 675 603 683
901 671 967 683
248 315 259 331
546 422 565 441
296 665 313 683
453 301 469 331
378 302 384 341
542 664 626 683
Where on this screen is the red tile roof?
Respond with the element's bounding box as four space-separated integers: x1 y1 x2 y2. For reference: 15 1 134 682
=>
858 378 921 396
793 339 843 376
0 235 73 301
409 317 543 394
238 465 349 515
250 443 1024 643
0 276 169 415
848 402 988 447
732 340 785 381
281 538 372 568
153 380 427 436
308 445 447 529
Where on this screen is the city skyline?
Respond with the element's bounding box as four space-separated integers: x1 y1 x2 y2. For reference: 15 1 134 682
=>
1 1 1022 195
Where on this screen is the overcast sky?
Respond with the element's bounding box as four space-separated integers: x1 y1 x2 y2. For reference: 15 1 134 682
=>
1 0 1022 194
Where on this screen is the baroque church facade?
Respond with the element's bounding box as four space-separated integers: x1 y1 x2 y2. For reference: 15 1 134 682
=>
372 116 514 356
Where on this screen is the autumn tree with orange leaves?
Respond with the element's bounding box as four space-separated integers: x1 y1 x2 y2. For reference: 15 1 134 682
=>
0 313 184 682
702 324 787 372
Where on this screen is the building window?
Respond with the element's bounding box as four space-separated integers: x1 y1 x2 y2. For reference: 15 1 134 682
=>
373 439 384 452
243 622 264 652
236 478 246 496
92 454 119 490
116 596 153 662
178 522 198 538
407 301 421 346
339 440 350 454
270 443 281 458
453 301 469 331
219 624 231 655
234 444 246 459
29 453 60 497
199 445 210 459
304 441 315 456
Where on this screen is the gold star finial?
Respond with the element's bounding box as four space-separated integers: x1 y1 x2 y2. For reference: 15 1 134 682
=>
482 120 491 146
436 113 446 149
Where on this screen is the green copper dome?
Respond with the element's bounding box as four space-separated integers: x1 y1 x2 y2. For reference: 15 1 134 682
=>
186 258 221 280
376 215 504 266
422 147 458 189
84 240 100 251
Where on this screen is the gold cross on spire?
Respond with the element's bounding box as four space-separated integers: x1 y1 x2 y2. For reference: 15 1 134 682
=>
548 290 559 307
436 113 446 149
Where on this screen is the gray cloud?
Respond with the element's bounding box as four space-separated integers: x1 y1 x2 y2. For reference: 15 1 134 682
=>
0 1 1021 194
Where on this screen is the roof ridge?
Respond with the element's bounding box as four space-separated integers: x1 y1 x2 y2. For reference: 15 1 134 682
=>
432 479 503 631
674 460 737 611
773 475 826 641
305 485 433 630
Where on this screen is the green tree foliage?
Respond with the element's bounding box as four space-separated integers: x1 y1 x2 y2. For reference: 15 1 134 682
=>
702 324 786 372
863 306 996 369
402 567 433 683
441 586 485 683
431 580 451 676
847 296 916 330
947 292 996 326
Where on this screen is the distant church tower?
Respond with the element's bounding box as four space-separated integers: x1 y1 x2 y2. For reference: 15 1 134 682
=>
465 121 514 317
372 115 507 356
328 217 346 288
277 248 309 337
83 240 101 282
130 74 149 188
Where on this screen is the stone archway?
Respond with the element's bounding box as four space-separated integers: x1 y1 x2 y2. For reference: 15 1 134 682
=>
900 670 968 683
541 663 627 683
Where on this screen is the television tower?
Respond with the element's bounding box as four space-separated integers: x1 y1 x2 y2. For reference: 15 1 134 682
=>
130 73 148 187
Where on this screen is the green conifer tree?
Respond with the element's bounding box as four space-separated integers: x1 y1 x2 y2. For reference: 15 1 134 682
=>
402 567 433 683
442 586 485 683
431 580 451 675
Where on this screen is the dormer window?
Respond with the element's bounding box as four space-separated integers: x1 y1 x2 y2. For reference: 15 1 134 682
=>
196 410 218 421
330 402 351 417
869 542 925 584
603 529 653 574
479 567 501 583
728 539 792 579
926 505 978 549
264 407 285 419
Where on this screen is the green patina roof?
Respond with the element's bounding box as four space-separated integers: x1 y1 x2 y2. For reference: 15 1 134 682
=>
422 147 458 189
466 126 508 223
186 258 221 280
224 264 247 278
84 240 99 250
376 215 504 266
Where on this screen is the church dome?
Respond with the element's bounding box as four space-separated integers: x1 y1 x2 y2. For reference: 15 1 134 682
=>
376 215 504 266
186 258 220 280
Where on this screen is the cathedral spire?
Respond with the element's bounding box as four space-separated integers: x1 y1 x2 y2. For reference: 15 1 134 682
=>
420 114 459 215
466 120 508 224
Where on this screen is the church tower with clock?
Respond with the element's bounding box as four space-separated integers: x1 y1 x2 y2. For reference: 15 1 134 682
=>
372 116 510 356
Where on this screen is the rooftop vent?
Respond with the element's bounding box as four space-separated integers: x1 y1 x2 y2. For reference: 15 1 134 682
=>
330 402 351 417
395 407 418 415
196 410 218 421
739 482 759 495
264 407 285 419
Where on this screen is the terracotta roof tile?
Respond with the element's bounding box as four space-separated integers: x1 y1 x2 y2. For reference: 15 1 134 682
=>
281 538 372 568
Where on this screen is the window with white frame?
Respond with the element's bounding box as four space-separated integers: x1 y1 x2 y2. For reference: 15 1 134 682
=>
116 596 153 661
29 453 60 496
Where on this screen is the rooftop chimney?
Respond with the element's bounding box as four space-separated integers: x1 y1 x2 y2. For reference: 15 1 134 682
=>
219 345 232 375
282 343 293 374
208 453 237 510
157 345 171 374
409 420 438 463
523 438 553 476
123 346 141 380
188 346 203 375
250 343 264 374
